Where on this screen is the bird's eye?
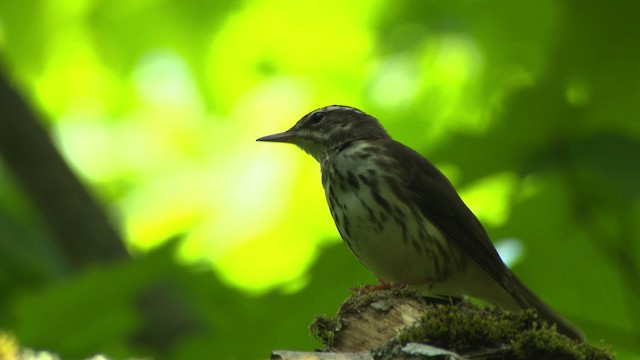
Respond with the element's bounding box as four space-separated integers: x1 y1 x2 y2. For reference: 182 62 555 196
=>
308 112 324 125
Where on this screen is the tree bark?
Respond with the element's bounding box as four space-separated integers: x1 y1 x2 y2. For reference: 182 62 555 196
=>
0 71 129 269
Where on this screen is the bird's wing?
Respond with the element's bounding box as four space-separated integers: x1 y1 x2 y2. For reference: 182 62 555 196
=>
384 139 516 296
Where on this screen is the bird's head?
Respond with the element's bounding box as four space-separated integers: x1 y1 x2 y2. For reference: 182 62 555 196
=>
257 105 390 161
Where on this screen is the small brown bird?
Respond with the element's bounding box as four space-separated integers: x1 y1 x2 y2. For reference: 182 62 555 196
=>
257 105 584 341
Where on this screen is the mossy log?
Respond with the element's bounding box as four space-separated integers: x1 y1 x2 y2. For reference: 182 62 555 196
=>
271 288 612 360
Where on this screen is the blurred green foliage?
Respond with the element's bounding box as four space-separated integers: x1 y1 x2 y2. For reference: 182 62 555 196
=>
1 0 639 358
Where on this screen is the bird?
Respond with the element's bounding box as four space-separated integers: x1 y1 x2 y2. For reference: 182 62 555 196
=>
256 105 584 341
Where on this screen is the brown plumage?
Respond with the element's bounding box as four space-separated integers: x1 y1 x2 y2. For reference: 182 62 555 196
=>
257 105 584 341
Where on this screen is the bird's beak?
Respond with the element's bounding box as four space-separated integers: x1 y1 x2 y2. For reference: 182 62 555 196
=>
256 130 296 143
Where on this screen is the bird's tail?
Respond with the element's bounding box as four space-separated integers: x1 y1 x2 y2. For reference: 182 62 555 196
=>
509 274 585 341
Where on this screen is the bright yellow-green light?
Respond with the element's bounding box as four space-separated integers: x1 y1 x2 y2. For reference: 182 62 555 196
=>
32 0 515 297
207 0 380 110
0 332 19 360
458 172 519 228
566 78 590 107
370 55 422 108
429 34 482 86
31 21 119 120
0 20 6 48
215 228 320 293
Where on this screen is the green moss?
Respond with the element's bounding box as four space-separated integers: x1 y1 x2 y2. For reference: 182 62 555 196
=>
396 302 534 352
309 315 339 346
392 302 613 359
338 287 426 314
512 328 613 360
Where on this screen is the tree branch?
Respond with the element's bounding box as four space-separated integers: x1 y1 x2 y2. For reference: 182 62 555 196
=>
0 71 129 269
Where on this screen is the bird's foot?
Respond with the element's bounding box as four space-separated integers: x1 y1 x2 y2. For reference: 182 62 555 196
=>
350 279 407 293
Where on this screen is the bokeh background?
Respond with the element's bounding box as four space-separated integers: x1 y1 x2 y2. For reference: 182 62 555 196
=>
1 0 639 359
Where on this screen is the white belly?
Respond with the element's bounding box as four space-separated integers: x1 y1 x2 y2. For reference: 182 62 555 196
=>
319 141 515 305
326 173 454 285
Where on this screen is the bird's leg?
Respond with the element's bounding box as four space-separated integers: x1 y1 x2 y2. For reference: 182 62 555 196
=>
350 278 408 292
